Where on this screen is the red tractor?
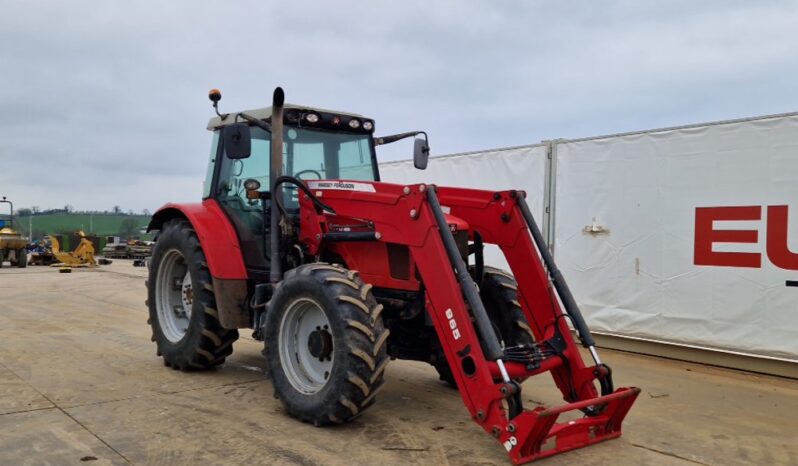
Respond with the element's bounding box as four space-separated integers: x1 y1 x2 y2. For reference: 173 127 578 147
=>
146 88 639 464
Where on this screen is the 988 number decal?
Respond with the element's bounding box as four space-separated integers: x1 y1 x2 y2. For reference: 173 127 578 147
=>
445 308 461 340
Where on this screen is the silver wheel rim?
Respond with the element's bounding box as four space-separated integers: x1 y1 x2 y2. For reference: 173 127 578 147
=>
279 297 334 394
155 249 193 343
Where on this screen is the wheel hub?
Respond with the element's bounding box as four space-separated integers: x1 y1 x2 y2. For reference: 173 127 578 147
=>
278 297 334 394
155 249 192 343
307 327 333 361
180 274 193 312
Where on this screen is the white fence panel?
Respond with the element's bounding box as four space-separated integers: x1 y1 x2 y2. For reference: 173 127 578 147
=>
380 145 548 270
553 115 798 361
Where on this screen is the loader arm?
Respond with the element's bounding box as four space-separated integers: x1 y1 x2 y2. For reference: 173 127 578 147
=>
299 181 639 464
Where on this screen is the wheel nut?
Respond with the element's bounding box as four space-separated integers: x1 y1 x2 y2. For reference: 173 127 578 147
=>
403 186 411 195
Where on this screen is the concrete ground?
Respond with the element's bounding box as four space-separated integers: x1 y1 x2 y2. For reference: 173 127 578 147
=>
1 262 797 466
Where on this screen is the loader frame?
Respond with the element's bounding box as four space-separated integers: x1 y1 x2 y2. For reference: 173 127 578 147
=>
296 181 639 463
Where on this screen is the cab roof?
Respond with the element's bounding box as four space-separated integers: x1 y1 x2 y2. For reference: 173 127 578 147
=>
206 104 366 130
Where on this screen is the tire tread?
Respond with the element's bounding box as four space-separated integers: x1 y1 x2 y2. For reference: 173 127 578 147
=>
265 262 389 425
147 218 239 371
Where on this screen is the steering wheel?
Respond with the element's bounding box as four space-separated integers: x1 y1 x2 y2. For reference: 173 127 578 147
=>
293 169 323 180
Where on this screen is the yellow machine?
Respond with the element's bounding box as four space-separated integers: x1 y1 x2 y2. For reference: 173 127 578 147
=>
0 226 28 268
0 197 28 268
51 231 97 268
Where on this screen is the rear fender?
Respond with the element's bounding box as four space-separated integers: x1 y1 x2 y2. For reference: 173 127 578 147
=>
149 199 250 329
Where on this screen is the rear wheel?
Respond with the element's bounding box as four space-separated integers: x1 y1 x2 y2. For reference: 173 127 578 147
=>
480 266 536 346
16 249 27 268
264 263 389 425
147 219 239 371
434 266 535 386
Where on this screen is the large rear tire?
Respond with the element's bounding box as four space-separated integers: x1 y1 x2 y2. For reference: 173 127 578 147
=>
147 219 239 371
434 266 535 386
479 266 536 346
264 263 389 425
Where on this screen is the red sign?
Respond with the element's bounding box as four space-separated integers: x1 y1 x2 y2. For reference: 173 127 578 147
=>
694 205 798 270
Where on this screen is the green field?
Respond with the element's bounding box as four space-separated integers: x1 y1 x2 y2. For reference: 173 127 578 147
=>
9 213 152 241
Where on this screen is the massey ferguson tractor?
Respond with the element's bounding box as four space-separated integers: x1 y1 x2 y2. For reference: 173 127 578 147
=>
146 88 639 464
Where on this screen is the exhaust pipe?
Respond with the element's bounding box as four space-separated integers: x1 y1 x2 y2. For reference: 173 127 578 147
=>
270 87 285 283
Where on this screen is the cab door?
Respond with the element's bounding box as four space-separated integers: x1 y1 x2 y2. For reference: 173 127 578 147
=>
212 126 271 273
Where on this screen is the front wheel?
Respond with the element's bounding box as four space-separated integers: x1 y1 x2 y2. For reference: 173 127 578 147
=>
264 263 389 425
147 219 239 371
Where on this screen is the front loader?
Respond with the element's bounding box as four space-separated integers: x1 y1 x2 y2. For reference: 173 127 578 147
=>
146 87 638 464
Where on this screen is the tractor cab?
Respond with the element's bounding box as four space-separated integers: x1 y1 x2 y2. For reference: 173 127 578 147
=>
201 90 429 277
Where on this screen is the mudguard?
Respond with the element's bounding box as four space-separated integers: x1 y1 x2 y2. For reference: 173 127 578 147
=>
148 199 250 329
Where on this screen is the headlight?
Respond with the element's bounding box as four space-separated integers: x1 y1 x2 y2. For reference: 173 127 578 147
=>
348 118 361 129
362 121 373 131
305 113 320 123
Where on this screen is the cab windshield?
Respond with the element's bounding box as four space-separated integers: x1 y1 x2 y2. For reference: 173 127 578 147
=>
209 124 377 268
212 125 377 205
282 126 376 181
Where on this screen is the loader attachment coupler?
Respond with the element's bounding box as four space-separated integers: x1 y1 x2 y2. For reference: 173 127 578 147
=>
421 185 639 464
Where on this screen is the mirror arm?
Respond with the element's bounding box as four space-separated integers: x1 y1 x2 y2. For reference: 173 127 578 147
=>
237 112 272 133
418 131 430 154
375 131 422 146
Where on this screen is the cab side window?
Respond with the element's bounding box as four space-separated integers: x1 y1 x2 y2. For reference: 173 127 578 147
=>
202 131 220 199
216 127 271 208
214 126 271 268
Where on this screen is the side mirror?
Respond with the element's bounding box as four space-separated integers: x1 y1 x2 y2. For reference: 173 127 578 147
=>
222 123 251 159
413 138 430 170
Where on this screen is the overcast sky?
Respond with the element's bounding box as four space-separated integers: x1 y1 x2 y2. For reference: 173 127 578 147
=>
1 1 797 213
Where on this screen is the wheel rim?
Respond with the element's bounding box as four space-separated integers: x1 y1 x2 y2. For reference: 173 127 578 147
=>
279 297 334 394
155 249 193 343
